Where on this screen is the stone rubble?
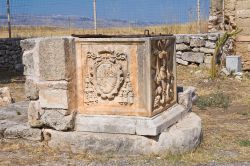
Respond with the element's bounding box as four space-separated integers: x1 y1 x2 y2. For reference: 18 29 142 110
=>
0 87 13 107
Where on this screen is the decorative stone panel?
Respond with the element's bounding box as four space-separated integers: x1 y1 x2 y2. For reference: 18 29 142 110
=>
75 36 177 117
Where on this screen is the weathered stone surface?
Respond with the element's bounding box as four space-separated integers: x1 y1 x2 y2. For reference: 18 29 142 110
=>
181 52 205 64
20 39 36 51
178 87 196 110
176 58 189 66
208 34 219 41
25 79 39 100
205 41 216 49
200 47 215 54
176 43 190 51
4 124 42 141
39 89 68 109
192 47 200 52
176 51 182 58
28 101 43 127
75 104 188 136
37 81 68 90
190 37 206 47
176 35 190 44
44 112 202 155
0 87 13 107
0 101 29 122
221 67 230 76
28 100 73 130
22 52 34 76
40 110 75 131
38 38 74 81
158 112 201 153
0 120 18 138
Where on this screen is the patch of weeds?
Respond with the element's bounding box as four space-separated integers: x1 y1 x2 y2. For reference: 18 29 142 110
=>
195 92 230 110
239 140 250 147
239 111 250 116
16 111 21 115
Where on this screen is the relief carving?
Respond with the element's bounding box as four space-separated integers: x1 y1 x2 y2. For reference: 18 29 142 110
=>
84 50 134 105
152 39 175 111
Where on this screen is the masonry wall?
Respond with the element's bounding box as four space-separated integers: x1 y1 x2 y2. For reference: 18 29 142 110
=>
175 33 222 67
0 38 23 72
209 0 250 70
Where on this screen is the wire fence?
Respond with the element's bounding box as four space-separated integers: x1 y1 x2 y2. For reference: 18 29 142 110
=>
0 0 210 38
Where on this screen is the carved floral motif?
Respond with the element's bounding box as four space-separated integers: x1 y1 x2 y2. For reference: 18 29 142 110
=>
84 50 134 105
152 39 175 111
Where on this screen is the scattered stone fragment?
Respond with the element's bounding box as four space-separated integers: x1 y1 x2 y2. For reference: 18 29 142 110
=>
235 75 242 81
221 68 230 76
0 87 13 107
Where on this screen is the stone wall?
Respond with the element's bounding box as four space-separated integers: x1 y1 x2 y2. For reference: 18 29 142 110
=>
21 37 76 131
0 38 23 72
209 0 250 70
175 33 221 67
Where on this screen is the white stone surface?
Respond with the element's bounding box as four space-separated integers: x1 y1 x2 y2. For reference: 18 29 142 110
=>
0 87 13 107
181 52 205 64
176 58 189 66
44 112 202 155
39 89 68 109
75 104 188 136
200 47 215 54
4 123 42 141
226 56 242 72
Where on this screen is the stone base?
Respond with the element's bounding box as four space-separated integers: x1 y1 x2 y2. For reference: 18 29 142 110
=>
44 112 202 155
75 104 188 136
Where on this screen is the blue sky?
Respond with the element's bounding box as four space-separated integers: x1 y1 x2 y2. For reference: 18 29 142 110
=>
0 0 210 23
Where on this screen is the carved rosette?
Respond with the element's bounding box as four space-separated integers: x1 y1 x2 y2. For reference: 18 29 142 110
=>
152 39 175 111
84 50 134 105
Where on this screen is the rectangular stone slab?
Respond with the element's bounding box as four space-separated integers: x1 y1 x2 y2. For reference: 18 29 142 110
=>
75 104 187 136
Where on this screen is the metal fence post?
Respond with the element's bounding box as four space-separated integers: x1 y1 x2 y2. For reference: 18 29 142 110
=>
6 0 12 38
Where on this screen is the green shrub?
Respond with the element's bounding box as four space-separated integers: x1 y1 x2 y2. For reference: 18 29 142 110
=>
239 140 250 147
195 92 230 110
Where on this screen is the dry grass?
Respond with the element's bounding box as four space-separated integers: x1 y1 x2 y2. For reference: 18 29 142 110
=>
0 66 250 165
0 22 208 38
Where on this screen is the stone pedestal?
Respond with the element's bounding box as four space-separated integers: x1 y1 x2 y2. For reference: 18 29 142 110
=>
21 35 202 154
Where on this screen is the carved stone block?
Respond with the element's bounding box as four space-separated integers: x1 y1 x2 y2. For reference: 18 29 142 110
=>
75 36 177 117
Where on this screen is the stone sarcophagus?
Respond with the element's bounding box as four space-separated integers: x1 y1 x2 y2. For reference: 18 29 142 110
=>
75 36 177 117
21 35 196 137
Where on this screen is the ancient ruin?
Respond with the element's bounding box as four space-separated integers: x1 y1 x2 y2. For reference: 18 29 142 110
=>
18 35 202 154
